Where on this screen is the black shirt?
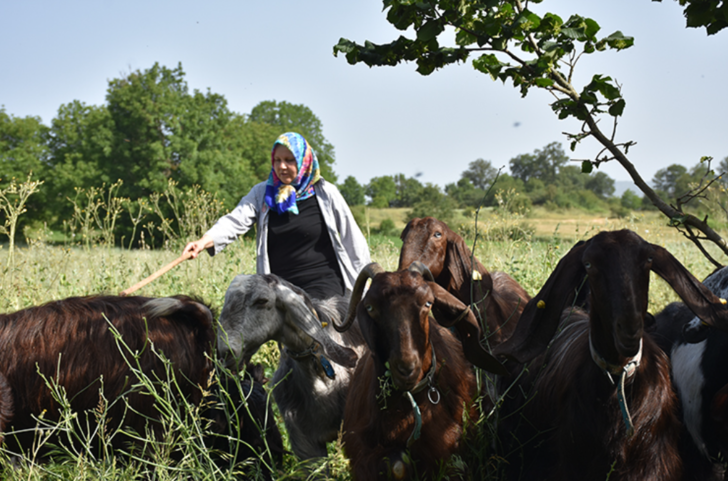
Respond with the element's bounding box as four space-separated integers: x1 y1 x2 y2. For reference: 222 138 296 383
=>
267 195 345 299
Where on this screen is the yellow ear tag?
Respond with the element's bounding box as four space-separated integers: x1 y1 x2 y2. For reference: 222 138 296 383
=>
321 321 328 328
472 270 482 281
720 298 727 305
537 300 546 309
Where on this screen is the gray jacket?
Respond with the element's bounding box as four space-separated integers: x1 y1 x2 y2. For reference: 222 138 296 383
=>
205 179 371 292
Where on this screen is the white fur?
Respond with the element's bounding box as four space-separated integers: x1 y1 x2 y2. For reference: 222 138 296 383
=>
672 339 708 457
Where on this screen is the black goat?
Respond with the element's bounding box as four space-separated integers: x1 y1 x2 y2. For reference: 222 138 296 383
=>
494 230 728 481
654 265 728 480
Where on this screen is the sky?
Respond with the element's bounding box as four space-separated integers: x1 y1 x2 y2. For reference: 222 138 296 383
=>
2 0 727 191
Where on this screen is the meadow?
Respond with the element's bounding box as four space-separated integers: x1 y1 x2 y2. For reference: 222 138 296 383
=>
0 207 724 480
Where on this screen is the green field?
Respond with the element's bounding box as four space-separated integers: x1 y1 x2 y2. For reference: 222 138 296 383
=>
0 209 725 480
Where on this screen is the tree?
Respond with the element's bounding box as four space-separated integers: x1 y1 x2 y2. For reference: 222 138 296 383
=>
366 175 397 208
463 159 497 190
392 173 424 207
509 142 569 185
333 1 728 264
585 171 615 199
408 183 457 226
654 0 728 34
339 175 366 206
249 100 337 182
0 109 50 223
0 109 49 185
652 164 689 199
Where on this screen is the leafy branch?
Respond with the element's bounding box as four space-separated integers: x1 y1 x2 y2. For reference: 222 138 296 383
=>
334 0 728 263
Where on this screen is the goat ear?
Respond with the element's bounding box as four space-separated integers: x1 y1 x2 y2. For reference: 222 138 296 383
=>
444 230 472 292
400 218 416 242
428 282 507 375
650 244 728 331
493 239 590 364
274 282 358 369
356 306 380 356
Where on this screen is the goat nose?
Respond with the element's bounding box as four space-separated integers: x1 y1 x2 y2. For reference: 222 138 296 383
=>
395 360 417 379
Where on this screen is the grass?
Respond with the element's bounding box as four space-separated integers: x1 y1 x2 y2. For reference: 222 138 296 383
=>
0 208 726 479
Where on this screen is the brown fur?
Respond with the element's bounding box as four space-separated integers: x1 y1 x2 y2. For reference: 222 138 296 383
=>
399 216 530 346
0 295 214 454
341 268 478 480
497 229 728 480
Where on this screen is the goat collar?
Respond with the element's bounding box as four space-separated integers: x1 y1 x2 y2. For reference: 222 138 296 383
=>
284 342 336 380
588 334 643 380
588 333 643 437
404 343 441 448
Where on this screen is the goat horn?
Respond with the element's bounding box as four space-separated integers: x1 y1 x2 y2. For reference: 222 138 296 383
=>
333 263 385 332
407 261 434 282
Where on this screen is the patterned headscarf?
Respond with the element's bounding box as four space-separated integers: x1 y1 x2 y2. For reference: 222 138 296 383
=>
264 132 321 215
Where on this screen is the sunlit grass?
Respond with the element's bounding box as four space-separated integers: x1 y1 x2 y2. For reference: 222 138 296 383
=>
0 208 725 480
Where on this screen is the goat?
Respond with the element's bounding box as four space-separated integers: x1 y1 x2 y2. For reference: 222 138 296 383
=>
493 229 728 481
0 295 213 454
0 294 280 476
334 262 507 480
654 265 728 480
398 216 530 346
216 273 365 461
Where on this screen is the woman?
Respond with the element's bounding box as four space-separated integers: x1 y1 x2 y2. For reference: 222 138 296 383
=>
183 132 370 299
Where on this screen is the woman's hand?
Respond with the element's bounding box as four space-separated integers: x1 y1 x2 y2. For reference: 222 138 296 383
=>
183 235 214 259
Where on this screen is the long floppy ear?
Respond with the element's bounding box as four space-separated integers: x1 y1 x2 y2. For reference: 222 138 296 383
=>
274 282 358 369
650 244 728 331
428 282 507 375
355 304 381 358
493 240 591 364
444 228 476 293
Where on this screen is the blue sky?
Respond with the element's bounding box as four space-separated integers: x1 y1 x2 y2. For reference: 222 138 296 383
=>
2 0 727 190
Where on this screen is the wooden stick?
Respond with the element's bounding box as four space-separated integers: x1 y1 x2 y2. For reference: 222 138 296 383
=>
119 251 192 296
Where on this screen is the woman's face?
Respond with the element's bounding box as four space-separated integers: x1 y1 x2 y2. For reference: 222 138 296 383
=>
273 145 298 185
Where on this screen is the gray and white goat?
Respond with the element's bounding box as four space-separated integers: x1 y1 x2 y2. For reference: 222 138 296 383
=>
216 273 366 460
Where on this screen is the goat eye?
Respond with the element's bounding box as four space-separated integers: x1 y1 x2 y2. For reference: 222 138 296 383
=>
425 301 433 308
584 262 592 269
434 232 442 239
647 256 653 263
366 305 374 312
254 298 269 307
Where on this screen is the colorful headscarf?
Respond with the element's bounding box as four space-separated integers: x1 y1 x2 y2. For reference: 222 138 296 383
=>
264 132 321 215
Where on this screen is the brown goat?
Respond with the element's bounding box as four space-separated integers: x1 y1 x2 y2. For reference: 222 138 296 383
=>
0 295 214 455
399 216 530 346
335 263 506 480
495 230 728 481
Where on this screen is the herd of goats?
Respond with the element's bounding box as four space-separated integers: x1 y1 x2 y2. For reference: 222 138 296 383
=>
1 216 728 480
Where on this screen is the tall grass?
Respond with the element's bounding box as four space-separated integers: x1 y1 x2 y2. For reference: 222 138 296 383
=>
0 176 726 479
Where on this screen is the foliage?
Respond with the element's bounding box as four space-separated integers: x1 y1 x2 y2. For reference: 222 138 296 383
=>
339 175 366 206
333 1 727 263
407 183 458 225
366 175 397 207
653 0 728 34
249 100 338 182
0 173 43 270
463 158 498 191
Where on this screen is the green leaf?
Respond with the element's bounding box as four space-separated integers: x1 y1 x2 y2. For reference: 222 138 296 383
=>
417 20 444 42
608 99 626 116
581 161 593 174
605 31 634 50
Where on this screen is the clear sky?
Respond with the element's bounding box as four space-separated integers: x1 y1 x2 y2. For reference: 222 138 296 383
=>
1 0 726 190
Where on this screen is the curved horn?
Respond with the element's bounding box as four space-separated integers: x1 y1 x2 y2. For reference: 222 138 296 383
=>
333 263 385 332
407 260 434 282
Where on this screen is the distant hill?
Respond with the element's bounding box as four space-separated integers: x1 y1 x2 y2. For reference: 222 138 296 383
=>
613 180 640 198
